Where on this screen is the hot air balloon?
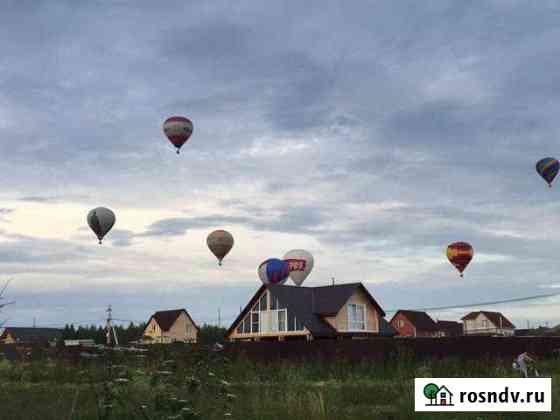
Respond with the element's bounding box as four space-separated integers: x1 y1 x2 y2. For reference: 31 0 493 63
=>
536 157 559 188
258 258 290 286
207 230 234 266
163 116 193 154
283 249 314 286
87 207 116 245
446 242 473 277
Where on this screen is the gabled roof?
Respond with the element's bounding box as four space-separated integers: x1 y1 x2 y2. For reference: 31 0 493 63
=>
391 310 438 331
226 282 387 337
461 311 515 329
147 309 199 332
1 327 62 342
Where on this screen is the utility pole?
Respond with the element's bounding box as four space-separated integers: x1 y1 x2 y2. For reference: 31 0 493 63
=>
331 277 335 286
218 308 221 328
33 317 36 328
105 305 119 347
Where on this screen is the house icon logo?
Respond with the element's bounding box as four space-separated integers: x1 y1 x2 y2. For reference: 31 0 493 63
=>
423 383 454 406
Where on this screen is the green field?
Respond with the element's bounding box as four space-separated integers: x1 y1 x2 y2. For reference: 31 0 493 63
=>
0 348 557 420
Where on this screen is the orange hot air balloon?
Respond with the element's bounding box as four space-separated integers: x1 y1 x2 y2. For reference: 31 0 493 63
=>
446 242 474 277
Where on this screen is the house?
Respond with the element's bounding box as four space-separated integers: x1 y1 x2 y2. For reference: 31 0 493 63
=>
141 309 199 344
389 310 439 337
226 283 397 342
461 311 515 336
436 320 463 337
0 327 62 346
434 385 453 406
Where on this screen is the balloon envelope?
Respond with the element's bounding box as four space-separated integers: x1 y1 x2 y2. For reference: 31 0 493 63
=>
207 230 234 266
536 157 559 187
446 242 473 277
283 249 314 286
163 116 193 154
258 258 290 286
87 207 116 244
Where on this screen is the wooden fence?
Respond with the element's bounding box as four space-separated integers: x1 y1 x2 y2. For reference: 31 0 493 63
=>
222 336 560 362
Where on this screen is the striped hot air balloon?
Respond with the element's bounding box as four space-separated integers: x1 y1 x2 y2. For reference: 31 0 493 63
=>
536 157 559 188
446 242 474 277
163 116 193 154
258 259 290 286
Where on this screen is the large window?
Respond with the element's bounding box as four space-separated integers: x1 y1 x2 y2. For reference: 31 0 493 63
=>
348 303 366 331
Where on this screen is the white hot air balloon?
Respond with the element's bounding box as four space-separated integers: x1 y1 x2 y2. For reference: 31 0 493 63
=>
283 249 314 286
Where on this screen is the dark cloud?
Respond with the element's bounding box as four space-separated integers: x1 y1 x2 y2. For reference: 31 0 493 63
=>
1 1 560 326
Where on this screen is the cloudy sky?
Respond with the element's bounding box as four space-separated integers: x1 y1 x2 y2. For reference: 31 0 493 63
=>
1 0 560 330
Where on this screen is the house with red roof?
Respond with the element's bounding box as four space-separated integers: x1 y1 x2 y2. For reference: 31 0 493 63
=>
389 310 440 337
141 309 199 344
461 311 515 336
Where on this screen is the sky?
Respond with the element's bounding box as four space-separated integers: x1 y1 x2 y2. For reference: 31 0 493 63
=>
1 0 560 330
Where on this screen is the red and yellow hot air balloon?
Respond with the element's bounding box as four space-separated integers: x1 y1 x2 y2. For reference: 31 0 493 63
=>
446 242 474 277
163 116 193 154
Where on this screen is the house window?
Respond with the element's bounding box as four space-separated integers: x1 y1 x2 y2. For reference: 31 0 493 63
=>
397 319 404 328
236 321 243 334
243 315 251 334
260 293 268 312
348 303 366 330
278 309 287 332
251 312 259 333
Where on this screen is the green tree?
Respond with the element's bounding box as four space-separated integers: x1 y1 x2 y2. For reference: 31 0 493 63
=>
423 383 439 403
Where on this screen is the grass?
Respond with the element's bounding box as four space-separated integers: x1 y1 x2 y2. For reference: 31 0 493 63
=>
0 347 558 419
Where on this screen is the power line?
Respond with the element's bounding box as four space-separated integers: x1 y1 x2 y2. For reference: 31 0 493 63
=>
385 291 560 313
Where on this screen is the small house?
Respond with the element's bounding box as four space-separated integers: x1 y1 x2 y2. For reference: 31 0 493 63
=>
141 309 199 344
436 320 463 337
0 327 62 346
226 282 396 342
435 385 453 406
389 310 439 337
461 311 515 336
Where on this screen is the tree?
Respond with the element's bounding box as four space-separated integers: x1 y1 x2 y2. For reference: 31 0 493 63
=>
423 383 439 404
197 324 228 345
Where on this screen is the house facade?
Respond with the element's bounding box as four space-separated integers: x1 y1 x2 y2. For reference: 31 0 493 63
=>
462 311 515 336
390 310 439 337
141 309 199 344
0 327 62 345
227 283 396 342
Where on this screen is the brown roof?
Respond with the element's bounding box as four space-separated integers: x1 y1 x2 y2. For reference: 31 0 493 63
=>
226 282 387 337
391 310 438 331
461 311 515 329
148 309 199 332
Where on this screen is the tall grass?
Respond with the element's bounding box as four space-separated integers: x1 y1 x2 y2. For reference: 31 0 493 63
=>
0 347 558 419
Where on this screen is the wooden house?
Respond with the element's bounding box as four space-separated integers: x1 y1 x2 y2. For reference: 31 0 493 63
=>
461 311 515 336
389 310 439 337
226 282 396 342
141 309 199 344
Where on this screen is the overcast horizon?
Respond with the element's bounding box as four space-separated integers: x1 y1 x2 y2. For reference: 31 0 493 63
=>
1 1 560 330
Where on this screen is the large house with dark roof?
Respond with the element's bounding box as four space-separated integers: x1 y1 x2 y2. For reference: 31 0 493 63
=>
461 311 515 336
389 310 440 337
226 283 397 342
141 309 199 344
0 327 62 346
